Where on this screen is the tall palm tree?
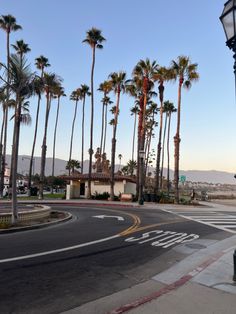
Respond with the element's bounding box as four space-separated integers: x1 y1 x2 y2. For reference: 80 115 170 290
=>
38 72 62 199
109 71 127 200
160 101 173 189
9 40 31 189
118 153 122 171
68 88 81 175
132 59 158 204
52 85 65 179
28 55 50 196
153 66 172 194
11 39 31 65
170 56 199 203
145 101 158 176
83 27 106 198
130 105 139 166
80 84 91 174
102 96 113 154
166 102 177 195
98 80 112 154
0 14 22 198
0 54 34 223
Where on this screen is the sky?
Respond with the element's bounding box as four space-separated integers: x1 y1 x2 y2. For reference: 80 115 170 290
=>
0 0 236 174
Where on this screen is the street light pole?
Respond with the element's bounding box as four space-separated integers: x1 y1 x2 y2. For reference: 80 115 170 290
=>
220 0 236 282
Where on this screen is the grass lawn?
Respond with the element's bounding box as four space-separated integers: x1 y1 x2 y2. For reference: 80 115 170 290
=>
17 193 65 200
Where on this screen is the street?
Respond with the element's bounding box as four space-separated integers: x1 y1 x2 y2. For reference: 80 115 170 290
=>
0 203 233 314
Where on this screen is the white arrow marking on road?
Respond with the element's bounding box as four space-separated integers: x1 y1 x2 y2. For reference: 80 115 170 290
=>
93 215 124 221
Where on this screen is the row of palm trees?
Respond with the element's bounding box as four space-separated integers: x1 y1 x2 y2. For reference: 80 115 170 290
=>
0 13 199 223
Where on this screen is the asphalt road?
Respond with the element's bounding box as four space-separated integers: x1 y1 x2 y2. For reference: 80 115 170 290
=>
0 204 231 314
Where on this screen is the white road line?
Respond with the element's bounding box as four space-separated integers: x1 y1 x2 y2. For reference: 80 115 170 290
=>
0 234 120 264
197 218 236 221
160 208 236 234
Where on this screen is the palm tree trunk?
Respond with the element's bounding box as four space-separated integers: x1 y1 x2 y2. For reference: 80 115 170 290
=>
0 31 10 198
145 130 152 177
11 96 21 224
28 94 41 196
138 91 147 205
0 105 6 197
39 94 51 200
100 102 105 155
28 69 44 196
103 104 108 154
174 80 182 203
131 112 137 164
68 99 78 175
155 102 163 194
136 100 143 198
110 91 120 201
51 96 60 192
88 46 96 198
81 97 85 174
167 113 171 196
160 113 168 189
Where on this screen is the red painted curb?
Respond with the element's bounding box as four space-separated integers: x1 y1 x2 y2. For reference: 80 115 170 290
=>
108 251 225 314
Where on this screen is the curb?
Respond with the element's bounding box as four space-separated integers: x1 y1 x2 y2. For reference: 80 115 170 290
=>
108 251 225 314
0 211 72 234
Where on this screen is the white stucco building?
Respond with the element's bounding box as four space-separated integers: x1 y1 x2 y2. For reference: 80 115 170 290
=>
65 173 136 199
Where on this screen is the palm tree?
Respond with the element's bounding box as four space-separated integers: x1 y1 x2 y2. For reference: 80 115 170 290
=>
11 39 31 65
160 101 173 189
98 80 112 154
38 72 62 199
126 80 143 197
130 105 139 166
102 96 113 154
132 59 158 204
166 102 177 195
80 84 91 174
28 56 50 196
0 14 22 198
145 101 158 176
52 85 66 179
118 154 122 171
153 66 172 194
170 56 199 203
68 88 81 175
66 159 81 175
108 71 127 200
83 28 106 198
9 40 31 189
0 54 34 223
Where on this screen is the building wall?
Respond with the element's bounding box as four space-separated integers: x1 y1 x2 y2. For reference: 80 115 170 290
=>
124 182 136 195
66 179 136 199
90 180 125 196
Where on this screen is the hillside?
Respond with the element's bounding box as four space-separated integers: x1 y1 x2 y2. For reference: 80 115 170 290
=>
5 155 236 185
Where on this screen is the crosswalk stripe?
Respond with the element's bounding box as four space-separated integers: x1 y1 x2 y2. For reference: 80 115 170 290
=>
162 209 236 234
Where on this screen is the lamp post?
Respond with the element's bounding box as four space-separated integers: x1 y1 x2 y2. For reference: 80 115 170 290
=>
138 149 145 205
220 0 236 282
220 0 236 94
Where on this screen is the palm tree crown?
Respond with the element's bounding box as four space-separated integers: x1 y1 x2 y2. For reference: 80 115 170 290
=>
82 27 106 48
0 14 22 33
11 40 31 58
170 56 199 88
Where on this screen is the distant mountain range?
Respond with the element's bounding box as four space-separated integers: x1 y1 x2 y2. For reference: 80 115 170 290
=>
5 155 236 185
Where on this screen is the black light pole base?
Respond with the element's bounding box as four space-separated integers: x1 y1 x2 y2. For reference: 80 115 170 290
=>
138 198 144 205
233 249 236 281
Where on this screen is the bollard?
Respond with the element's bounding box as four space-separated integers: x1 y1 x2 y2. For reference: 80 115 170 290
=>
233 250 236 281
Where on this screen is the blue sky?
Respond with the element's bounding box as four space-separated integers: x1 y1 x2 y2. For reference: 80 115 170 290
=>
1 0 236 173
